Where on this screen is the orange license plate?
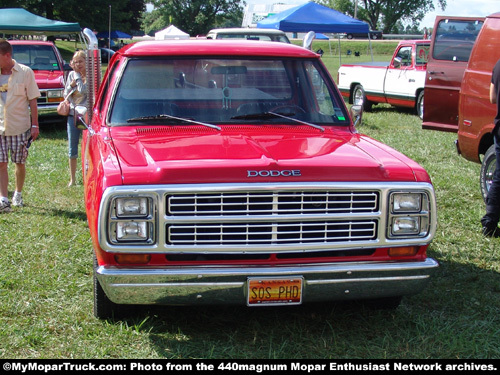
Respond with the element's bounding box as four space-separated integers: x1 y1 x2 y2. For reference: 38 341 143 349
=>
247 277 303 306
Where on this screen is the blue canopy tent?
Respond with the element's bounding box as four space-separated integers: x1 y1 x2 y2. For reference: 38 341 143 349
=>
257 2 372 61
257 2 369 34
96 30 132 39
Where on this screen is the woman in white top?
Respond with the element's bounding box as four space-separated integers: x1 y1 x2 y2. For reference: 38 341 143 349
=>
63 50 87 187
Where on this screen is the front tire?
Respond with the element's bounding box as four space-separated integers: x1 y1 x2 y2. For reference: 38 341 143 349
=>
416 90 424 119
93 257 120 319
352 84 372 111
480 144 497 202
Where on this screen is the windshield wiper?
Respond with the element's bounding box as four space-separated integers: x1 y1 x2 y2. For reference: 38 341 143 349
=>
231 111 324 132
127 114 221 130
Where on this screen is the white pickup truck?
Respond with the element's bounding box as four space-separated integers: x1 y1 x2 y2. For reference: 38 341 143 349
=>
337 40 430 119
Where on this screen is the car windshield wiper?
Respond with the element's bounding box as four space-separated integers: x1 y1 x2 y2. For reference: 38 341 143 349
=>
231 111 324 132
127 114 221 130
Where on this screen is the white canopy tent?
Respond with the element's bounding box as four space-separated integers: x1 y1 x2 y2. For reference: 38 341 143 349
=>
155 25 190 40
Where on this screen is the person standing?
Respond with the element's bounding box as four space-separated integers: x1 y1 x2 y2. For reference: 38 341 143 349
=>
0 39 40 213
64 50 87 187
481 58 500 237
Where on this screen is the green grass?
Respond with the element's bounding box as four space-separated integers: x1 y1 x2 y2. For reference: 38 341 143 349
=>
0 46 499 359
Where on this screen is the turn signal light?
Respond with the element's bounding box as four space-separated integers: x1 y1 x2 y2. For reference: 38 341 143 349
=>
388 246 418 257
114 254 151 264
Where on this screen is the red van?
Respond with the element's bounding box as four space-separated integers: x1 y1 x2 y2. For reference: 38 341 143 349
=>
422 16 484 132
456 12 500 199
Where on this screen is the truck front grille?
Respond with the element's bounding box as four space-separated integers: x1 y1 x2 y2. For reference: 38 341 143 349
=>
167 191 378 216
100 183 436 254
164 189 379 248
167 220 377 245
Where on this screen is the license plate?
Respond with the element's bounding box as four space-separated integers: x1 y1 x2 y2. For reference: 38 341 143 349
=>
247 277 303 306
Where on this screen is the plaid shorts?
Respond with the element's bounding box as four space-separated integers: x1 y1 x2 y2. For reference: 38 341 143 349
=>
0 129 31 164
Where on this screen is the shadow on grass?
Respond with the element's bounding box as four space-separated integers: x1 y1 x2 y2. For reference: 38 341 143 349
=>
39 117 68 140
366 103 417 117
96 256 500 358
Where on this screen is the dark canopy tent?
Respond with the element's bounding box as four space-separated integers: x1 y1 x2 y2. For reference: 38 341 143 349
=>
257 2 369 34
0 8 81 35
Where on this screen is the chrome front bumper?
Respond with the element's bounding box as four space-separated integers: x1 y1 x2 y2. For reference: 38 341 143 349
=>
96 258 439 306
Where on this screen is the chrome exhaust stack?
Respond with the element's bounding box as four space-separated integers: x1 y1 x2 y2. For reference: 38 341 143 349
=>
82 28 101 123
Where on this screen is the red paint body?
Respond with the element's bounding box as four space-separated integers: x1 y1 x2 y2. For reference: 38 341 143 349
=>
82 40 437 313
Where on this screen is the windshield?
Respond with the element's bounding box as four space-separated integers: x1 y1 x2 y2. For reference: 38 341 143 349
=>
11 44 61 70
109 57 349 127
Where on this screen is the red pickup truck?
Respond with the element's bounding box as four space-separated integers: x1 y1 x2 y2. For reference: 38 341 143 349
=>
10 40 70 120
338 40 429 119
77 33 438 318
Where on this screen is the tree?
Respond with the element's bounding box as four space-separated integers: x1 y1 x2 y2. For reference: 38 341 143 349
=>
150 0 245 36
316 0 446 33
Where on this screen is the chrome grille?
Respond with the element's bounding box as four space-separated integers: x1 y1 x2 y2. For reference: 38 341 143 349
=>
167 220 377 245
99 183 437 253
167 191 379 216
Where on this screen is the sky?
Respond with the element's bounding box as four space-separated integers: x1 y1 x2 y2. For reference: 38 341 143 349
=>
243 0 498 29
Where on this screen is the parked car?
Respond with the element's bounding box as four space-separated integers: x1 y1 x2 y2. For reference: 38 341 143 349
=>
206 28 291 43
10 40 71 119
338 40 430 118
346 30 383 40
77 34 438 319
422 16 484 132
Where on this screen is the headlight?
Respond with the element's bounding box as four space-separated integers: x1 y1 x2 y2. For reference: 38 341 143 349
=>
107 196 156 245
392 193 421 213
388 192 429 238
47 90 63 98
116 221 149 241
392 216 420 235
116 197 149 217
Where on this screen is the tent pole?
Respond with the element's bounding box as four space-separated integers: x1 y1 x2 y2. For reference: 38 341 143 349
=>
338 36 341 67
368 34 374 62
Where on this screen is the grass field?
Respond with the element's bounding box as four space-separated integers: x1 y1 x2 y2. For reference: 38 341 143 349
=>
0 40 498 359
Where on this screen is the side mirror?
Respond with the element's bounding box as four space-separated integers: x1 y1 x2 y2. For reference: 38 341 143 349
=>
74 105 89 131
349 104 363 127
302 31 316 50
393 57 402 68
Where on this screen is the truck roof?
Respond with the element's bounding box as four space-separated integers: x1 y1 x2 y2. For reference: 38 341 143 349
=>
208 28 288 35
8 40 56 46
119 40 319 58
396 39 430 45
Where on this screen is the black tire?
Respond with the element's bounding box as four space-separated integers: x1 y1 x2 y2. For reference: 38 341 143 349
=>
93 257 119 319
416 90 424 119
346 34 353 40
352 84 372 111
480 144 497 202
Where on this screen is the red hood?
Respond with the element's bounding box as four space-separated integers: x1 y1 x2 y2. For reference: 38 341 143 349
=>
107 125 429 185
33 70 64 89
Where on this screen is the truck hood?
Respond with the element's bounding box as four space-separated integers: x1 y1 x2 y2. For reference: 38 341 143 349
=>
33 70 63 89
108 125 427 185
